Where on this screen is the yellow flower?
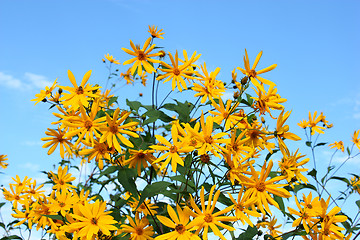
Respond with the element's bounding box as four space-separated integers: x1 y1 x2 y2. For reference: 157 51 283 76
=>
157 50 199 92
79 138 111 170
41 126 73 159
257 216 282 238
209 98 243 130
104 53 120 64
236 160 291 214
121 214 154 240
122 37 161 75
121 68 135 85
288 195 317 233
0 154 8 169
48 189 77 216
151 124 194 173
59 70 100 111
68 200 118 240
187 185 237 240
329 141 344 152
156 204 201 240
237 49 277 86
279 149 309 185
307 111 326 135
99 108 139 152
148 25 164 39
352 130 360 150
49 166 76 192
31 78 58 105
124 149 157 175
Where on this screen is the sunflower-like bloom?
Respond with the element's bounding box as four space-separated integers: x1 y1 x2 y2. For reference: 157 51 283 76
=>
151 124 194 173
352 130 360 151
48 189 78 216
329 141 344 152
99 108 139 153
237 49 277 86
122 37 161 75
12 201 34 229
31 78 58 105
67 200 118 240
350 176 360 194
155 204 201 240
299 111 326 135
148 25 165 39
251 79 286 117
185 114 229 158
60 70 100 111
192 63 226 103
236 160 291 214
257 216 282 238
120 214 154 240
41 126 73 159
121 68 135 85
279 149 309 186
288 195 319 233
227 186 260 226
104 53 120 64
157 50 199 92
63 99 106 147
225 130 252 168
124 149 157 175
79 138 111 170
0 154 8 169
49 166 76 192
274 110 301 155
209 98 243 130
187 185 237 240
243 120 275 153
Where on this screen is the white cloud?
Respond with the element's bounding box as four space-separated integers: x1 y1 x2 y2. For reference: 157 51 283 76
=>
24 72 52 89
0 71 52 90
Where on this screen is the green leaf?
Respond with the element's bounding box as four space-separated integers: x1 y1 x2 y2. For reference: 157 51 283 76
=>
329 176 350 185
42 214 64 221
99 166 118 178
305 141 312 147
161 103 176 111
347 146 351 155
0 236 23 240
169 175 195 188
108 96 118 107
126 99 141 112
273 194 285 213
136 181 172 209
0 202 5 209
308 168 317 179
356 200 360 209
143 109 160 125
236 225 258 240
315 142 327 147
117 168 138 197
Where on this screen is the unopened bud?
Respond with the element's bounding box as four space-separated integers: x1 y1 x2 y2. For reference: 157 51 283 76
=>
241 76 248 85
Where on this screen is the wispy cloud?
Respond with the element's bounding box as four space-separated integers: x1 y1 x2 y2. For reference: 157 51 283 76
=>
0 71 52 91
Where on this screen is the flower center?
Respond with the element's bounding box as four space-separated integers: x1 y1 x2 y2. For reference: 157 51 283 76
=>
175 224 186 234
109 125 118 134
59 202 65 207
200 154 210 163
236 203 244 211
173 68 181 76
91 217 98 225
138 51 146 61
170 145 177 153
249 69 257 78
204 135 214 144
59 179 65 185
137 152 146 159
136 227 144 235
76 86 84 94
204 213 213 223
84 120 92 130
255 181 266 192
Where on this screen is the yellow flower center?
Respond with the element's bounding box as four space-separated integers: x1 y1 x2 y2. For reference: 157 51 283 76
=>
170 145 177 153
173 68 181 76
91 217 98 225
76 86 84 94
255 181 266 192
204 213 213 223
138 51 146 61
175 224 186 234
84 120 93 130
136 227 144 235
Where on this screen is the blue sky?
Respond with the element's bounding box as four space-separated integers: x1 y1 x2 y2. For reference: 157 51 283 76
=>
0 0 360 237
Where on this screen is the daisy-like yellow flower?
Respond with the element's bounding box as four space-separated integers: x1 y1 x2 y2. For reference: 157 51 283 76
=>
124 149 157 175
48 189 78 216
257 216 282 238
226 130 252 168
157 50 199 92
12 201 34 229
31 78 58 105
99 108 139 153
79 138 111 170
279 149 309 186
187 185 237 240
60 70 100 111
237 49 277 86
329 141 344 152
41 126 73 159
192 63 226 103
209 98 243 130
63 99 106 147
151 124 194 173
227 186 260 226
185 113 229 158
104 53 121 64
236 160 291 214
350 176 360 194
251 79 286 117
352 130 360 150
155 204 201 240
0 154 8 169
148 25 164 39
307 111 326 135
67 200 118 240
121 214 154 240
50 166 76 192
122 37 161 75
288 195 317 233
121 68 135 85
